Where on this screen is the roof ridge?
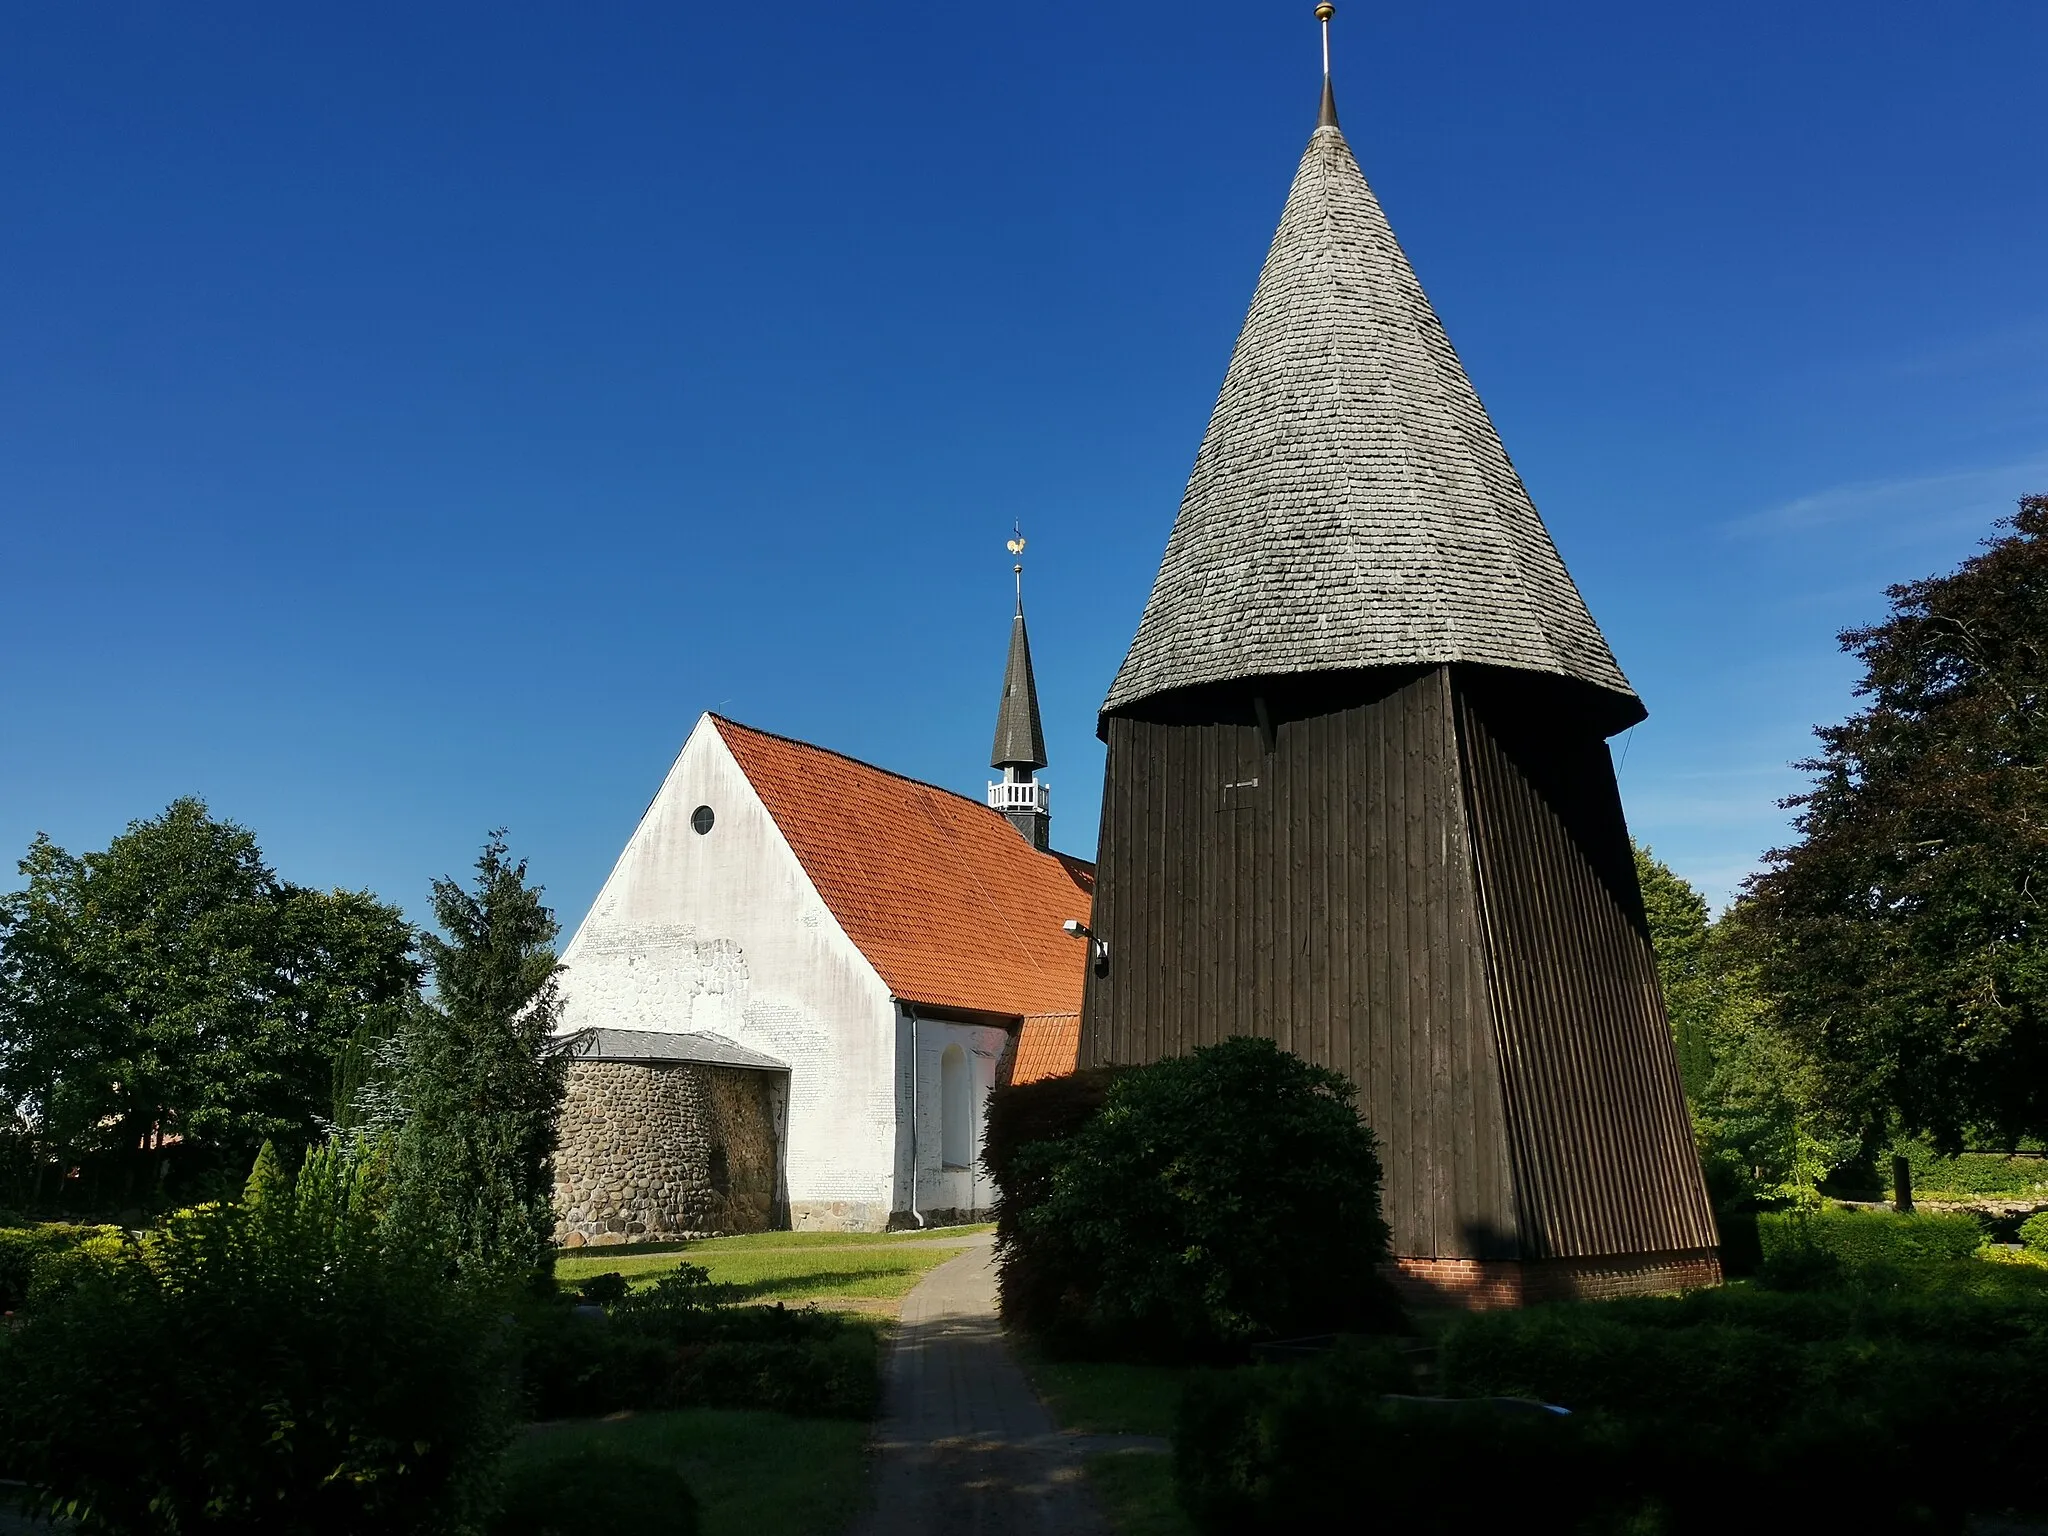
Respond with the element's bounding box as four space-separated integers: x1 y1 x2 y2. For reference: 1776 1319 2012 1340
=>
711 713 1034 828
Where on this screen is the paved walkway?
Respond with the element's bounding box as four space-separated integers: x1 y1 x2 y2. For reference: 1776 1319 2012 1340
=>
851 1235 1157 1536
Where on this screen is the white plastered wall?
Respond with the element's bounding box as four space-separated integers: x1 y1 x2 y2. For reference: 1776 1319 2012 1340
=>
556 716 900 1230
894 1009 1009 1222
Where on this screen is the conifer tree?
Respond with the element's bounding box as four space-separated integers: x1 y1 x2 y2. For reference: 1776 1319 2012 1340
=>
394 834 567 1290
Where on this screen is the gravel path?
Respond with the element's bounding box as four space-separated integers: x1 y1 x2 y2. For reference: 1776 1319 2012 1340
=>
850 1235 1147 1536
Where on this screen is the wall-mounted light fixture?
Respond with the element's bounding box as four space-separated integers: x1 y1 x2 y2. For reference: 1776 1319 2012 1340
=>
1062 918 1110 977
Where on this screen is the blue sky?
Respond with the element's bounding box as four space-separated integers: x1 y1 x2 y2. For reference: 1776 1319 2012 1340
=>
3 0 2043 926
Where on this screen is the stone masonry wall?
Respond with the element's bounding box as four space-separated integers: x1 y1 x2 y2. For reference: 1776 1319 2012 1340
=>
553 1060 781 1247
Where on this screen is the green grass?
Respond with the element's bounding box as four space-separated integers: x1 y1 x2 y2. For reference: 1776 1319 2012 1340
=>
1085 1452 1195 1536
509 1409 868 1536
556 1226 988 1303
1020 1354 1191 1438
1015 1351 1200 1535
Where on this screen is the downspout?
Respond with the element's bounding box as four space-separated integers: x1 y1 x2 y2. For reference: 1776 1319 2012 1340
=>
905 1003 927 1229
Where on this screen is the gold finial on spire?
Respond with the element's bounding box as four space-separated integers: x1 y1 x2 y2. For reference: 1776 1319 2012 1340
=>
1315 4 1340 128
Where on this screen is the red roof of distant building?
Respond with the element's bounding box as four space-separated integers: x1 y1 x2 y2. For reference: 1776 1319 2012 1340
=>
713 716 1094 1026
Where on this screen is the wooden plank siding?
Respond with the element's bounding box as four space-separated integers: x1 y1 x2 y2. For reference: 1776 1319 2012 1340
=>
1454 673 1719 1259
1080 664 1716 1265
1080 667 1520 1260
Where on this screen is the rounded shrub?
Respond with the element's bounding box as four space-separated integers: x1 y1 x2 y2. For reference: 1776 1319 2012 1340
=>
994 1036 1398 1360
2021 1211 2048 1256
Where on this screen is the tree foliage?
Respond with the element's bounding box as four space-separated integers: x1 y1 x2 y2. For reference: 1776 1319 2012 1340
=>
1635 846 1850 1211
0 799 420 1200
1744 497 2048 1152
1636 844 1717 1097
393 833 567 1291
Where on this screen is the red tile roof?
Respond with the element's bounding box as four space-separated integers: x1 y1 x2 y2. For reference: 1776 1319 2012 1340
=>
1010 1013 1081 1085
713 716 1094 1022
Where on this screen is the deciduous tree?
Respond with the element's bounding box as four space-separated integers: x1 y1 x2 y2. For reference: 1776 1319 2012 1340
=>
0 800 419 1199
1744 496 2048 1152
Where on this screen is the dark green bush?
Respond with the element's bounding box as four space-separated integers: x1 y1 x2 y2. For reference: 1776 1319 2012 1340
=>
0 1144 514 1534
521 1287 882 1422
1175 1344 1624 1535
991 1037 1398 1361
982 1065 1128 1196
577 1270 630 1305
1438 1298 2048 1529
984 1066 1127 1335
1584 1265 2048 1351
493 1444 698 1535
1903 1143 2048 1200
0 1223 124 1312
2021 1211 2048 1256
1758 1206 1983 1274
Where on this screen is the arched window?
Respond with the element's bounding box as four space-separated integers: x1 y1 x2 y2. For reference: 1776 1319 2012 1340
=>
940 1044 971 1169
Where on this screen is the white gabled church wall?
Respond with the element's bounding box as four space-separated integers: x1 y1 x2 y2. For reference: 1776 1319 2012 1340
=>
893 1010 1009 1223
557 716 900 1227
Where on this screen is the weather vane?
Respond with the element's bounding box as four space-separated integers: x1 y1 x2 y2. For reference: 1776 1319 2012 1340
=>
1007 522 1026 600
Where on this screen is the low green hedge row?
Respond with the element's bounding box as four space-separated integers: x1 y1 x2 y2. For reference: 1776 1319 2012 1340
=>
1176 1347 1612 1534
1180 1300 2048 1533
1757 1206 1984 1272
522 1270 883 1422
1903 1144 2048 1200
1437 1301 2048 1529
524 1318 881 1422
0 1223 125 1312
1584 1265 2048 1350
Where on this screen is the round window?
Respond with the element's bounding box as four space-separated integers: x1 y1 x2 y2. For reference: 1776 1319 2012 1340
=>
691 805 715 835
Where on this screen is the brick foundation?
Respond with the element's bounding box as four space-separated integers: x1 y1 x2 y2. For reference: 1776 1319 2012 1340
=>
1386 1249 1723 1309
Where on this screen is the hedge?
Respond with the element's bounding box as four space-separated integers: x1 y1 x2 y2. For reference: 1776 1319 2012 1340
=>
1437 1300 2048 1529
1757 1206 1983 1273
1178 1256 2048 1533
2022 1211 2048 1256
521 1274 883 1422
1903 1143 2048 1200
1175 1344 1614 1534
0 1223 125 1313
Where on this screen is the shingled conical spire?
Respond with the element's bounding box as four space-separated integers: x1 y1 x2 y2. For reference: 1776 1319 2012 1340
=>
1081 31 1716 1303
991 599 1048 772
1101 70 1643 733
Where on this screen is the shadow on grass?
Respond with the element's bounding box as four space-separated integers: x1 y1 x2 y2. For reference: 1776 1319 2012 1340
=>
720 1268 924 1302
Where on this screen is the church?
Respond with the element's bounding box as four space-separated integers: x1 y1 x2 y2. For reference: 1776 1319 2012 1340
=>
550 596 1092 1242
552 12 1718 1297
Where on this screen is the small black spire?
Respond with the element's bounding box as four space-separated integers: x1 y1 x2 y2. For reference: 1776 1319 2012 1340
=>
990 594 1048 772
